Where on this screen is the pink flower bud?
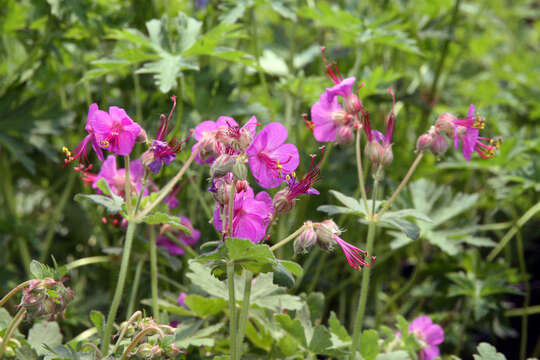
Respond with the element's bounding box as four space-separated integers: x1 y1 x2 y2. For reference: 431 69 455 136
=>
435 113 457 137
335 126 353 144
430 132 449 156
365 140 382 164
273 188 295 215
294 221 318 254
210 154 235 178
416 133 433 152
314 219 341 251
381 144 393 166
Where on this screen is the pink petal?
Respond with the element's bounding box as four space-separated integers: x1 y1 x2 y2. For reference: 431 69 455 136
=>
114 129 137 155
422 346 440 360
326 77 356 100
86 103 99 131
410 316 433 332
194 121 219 141
242 116 258 137
424 324 444 346
271 143 299 174
216 116 238 127
108 106 131 123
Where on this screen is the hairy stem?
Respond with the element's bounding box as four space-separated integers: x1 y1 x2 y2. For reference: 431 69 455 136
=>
101 220 138 354
350 177 380 360
137 150 198 219
124 155 131 215
355 129 370 215
0 280 31 308
0 308 26 358
487 200 540 261
126 257 145 318
227 262 238 360
149 226 159 320
65 256 110 271
237 270 253 358
270 224 307 251
378 151 425 217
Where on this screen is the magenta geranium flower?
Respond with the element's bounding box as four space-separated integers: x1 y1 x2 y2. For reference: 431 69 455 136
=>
213 187 273 243
92 155 145 197
408 316 444 360
91 105 142 156
63 104 105 166
156 216 201 255
451 104 500 161
192 116 237 164
246 122 299 188
311 92 348 142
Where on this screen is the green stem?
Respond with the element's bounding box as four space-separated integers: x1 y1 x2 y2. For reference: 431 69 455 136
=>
0 308 26 359
237 270 253 358
101 220 138 354
124 155 132 215
227 262 238 360
65 256 110 271
378 151 425 217
516 230 530 360
126 257 146 318
270 224 306 251
227 180 236 237
350 178 379 360
133 171 149 215
120 328 161 360
0 281 31 308
355 129 370 215
149 226 159 320
40 170 77 262
487 200 540 261
137 150 198 219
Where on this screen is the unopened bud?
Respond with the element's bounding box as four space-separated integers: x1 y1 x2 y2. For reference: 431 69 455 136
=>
314 220 340 251
435 113 457 137
232 159 248 180
210 154 234 178
136 343 153 358
416 133 433 152
365 140 382 164
335 126 353 144
381 144 393 166
273 189 294 215
294 222 317 255
136 129 148 143
344 94 362 114
430 133 449 156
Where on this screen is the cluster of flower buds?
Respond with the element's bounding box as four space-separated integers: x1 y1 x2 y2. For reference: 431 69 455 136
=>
117 315 182 359
17 278 74 321
294 220 375 270
416 104 501 161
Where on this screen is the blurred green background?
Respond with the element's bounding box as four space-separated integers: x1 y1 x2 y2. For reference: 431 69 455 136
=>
1 0 539 357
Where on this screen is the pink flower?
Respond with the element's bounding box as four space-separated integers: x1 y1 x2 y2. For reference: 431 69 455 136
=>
192 116 237 164
63 104 105 166
451 104 500 161
213 187 273 243
92 155 145 197
156 216 201 255
177 292 188 308
408 316 444 360
246 122 299 188
92 105 142 156
311 92 349 142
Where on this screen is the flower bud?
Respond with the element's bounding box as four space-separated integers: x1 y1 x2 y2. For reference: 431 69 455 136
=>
365 140 382 165
430 132 449 156
210 154 234 178
18 278 74 321
335 126 353 144
210 175 233 206
232 159 248 181
294 221 317 255
344 94 362 114
136 343 153 358
416 133 433 152
380 144 393 166
136 128 148 143
314 220 340 251
435 113 457 137
273 188 294 215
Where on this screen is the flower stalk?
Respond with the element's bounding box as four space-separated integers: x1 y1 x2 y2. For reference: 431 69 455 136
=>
227 262 238 360
0 280 31 308
149 226 159 320
236 270 253 358
0 308 26 359
270 224 307 251
355 128 370 215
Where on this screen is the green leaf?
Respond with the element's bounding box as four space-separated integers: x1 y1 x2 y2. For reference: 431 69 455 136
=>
329 312 350 342
250 273 303 311
174 11 202 52
139 212 191 234
28 321 63 356
330 190 366 214
379 217 420 241
29 260 56 279
473 343 507 360
74 193 123 213
273 262 295 288
376 351 410 360
307 292 325 324
275 313 307 347
89 310 104 337
0 308 12 330
184 295 227 317
174 320 223 348
309 325 333 353
185 261 228 299
278 260 303 277
225 237 276 274
359 330 380 360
